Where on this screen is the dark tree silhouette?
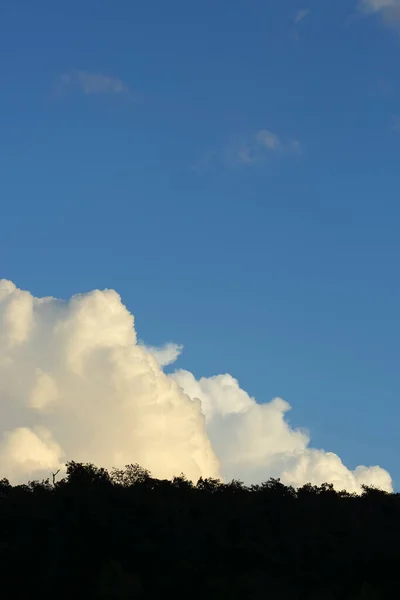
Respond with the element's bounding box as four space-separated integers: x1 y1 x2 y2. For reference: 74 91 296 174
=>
0 461 398 599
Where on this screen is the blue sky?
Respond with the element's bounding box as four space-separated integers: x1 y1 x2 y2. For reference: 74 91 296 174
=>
2 0 400 485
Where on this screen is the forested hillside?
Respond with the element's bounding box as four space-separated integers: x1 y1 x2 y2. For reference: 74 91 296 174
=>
0 462 398 599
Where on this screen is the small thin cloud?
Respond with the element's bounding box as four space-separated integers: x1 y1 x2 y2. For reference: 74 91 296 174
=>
358 0 400 25
294 8 310 24
291 8 310 41
256 129 282 151
232 129 301 166
391 115 400 130
194 130 301 171
56 71 132 97
359 0 398 13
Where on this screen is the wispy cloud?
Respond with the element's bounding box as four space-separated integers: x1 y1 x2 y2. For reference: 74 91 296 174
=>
231 129 301 166
359 0 398 13
391 115 400 130
294 8 310 24
194 130 301 172
358 0 400 24
291 8 310 41
57 71 132 97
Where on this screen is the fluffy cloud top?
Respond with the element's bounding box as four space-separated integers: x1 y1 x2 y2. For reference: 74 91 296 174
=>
145 343 183 367
0 280 392 493
171 371 392 493
0 281 217 483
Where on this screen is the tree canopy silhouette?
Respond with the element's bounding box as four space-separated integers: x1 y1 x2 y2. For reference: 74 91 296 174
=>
0 461 398 599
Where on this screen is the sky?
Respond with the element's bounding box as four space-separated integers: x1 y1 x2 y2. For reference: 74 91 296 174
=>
1 0 400 490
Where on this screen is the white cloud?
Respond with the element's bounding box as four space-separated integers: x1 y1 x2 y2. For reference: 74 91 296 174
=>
392 115 400 130
0 280 392 493
0 280 217 483
171 371 392 493
145 343 183 367
58 71 131 96
0 427 64 480
294 8 310 24
359 0 400 23
234 129 300 165
256 129 282 151
360 0 399 13
29 370 59 411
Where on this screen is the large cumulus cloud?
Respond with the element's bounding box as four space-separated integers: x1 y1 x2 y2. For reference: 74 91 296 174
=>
0 280 392 493
171 371 392 493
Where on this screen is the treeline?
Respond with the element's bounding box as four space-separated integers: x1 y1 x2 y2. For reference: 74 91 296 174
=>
0 462 399 599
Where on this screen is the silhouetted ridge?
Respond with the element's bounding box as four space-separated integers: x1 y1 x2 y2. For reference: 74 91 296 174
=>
0 461 398 599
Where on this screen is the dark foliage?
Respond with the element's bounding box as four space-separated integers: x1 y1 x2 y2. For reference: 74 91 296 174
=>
0 462 398 599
